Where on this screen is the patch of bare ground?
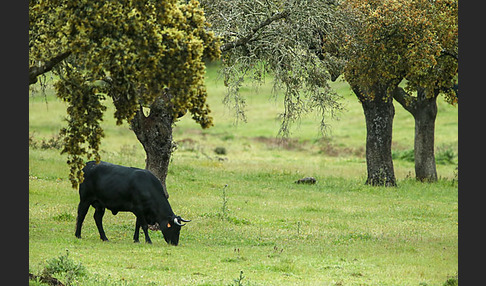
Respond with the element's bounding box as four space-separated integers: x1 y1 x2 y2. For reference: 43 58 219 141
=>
318 140 365 157
29 273 65 286
251 136 365 157
251 136 308 151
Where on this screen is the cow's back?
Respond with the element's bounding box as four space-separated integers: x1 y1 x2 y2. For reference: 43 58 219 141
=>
79 161 172 215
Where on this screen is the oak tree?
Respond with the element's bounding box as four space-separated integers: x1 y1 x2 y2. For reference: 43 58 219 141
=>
341 0 458 183
201 0 345 136
390 0 458 182
203 0 457 186
29 0 221 195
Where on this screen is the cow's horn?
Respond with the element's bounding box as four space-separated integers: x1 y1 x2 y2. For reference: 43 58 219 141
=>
173 217 185 226
180 217 191 223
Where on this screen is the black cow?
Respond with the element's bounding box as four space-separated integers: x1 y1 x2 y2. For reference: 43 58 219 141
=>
74 161 190 245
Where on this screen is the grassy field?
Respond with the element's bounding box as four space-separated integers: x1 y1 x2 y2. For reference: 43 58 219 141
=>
29 63 458 285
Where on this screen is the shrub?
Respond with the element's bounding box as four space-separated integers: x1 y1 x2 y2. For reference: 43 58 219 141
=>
391 147 457 165
42 250 86 285
214 146 227 155
52 212 75 222
391 149 415 163
29 132 64 150
443 274 458 286
436 148 457 165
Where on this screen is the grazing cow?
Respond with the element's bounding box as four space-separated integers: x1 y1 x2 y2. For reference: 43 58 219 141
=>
74 161 190 246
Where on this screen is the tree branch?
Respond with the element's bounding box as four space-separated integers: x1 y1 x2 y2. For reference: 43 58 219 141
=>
29 51 72 85
220 10 290 52
392 86 417 115
439 50 458 61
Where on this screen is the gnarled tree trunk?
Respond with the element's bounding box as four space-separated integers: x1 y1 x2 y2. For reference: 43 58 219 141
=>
393 87 438 182
130 94 174 199
352 84 397 187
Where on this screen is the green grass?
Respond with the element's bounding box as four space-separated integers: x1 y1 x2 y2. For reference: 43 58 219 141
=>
29 64 458 285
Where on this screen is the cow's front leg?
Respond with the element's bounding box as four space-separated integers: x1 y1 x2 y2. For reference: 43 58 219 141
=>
93 206 109 241
133 217 141 243
139 216 152 244
141 223 152 244
134 215 152 244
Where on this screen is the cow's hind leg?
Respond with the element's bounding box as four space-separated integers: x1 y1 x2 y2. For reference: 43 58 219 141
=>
93 203 109 241
75 201 90 238
133 217 141 243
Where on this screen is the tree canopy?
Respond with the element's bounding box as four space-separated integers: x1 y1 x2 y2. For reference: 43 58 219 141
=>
335 0 458 185
29 0 221 187
30 0 458 188
201 0 346 136
341 0 458 102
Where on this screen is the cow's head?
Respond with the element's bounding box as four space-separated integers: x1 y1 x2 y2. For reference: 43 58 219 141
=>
161 215 190 246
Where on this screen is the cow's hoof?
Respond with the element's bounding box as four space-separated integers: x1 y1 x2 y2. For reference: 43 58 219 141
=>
134 240 140 243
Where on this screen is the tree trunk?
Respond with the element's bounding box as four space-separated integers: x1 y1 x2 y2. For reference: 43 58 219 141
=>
393 87 438 182
414 97 438 181
353 84 397 187
130 95 174 199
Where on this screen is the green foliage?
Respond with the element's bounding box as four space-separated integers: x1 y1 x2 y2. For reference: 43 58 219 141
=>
214 146 227 155
436 147 457 165
55 64 107 185
53 212 76 222
202 0 345 136
341 0 458 101
29 0 221 188
220 184 230 220
229 271 248 286
392 147 457 165
442 274 458 286
29 132 64 150
42 250 87 285
392 149 415 163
